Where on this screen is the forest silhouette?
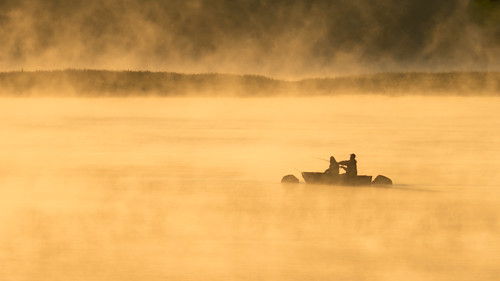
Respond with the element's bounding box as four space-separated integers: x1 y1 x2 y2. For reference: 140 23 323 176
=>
0 70 498 97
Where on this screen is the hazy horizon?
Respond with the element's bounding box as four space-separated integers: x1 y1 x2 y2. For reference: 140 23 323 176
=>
1 69 498 97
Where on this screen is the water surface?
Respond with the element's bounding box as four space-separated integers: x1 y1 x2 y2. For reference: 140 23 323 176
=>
1 96 499 280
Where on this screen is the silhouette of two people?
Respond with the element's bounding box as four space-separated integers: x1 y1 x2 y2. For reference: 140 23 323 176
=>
325 154 357 180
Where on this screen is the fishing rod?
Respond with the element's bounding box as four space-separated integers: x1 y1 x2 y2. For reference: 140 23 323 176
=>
313 157 329 162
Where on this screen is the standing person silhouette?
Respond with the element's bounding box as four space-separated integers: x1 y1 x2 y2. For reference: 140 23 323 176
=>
339 154 357 179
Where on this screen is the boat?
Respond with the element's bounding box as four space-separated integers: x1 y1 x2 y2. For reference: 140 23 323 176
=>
300 172 392 186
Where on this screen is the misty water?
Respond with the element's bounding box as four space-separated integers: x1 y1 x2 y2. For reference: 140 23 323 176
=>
1 96 499 281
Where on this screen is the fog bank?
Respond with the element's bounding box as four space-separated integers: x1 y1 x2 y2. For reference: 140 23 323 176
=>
1 0 499 78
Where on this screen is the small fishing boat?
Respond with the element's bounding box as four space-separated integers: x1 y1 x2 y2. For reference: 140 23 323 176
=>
281 154 393 186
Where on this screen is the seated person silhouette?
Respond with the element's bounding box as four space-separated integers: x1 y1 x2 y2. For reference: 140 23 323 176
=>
324 156 339 175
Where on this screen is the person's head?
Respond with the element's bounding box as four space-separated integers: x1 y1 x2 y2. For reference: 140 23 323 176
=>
330 156 336 162
350 153 356 160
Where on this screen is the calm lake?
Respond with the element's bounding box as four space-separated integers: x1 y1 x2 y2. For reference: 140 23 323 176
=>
1 96 499 280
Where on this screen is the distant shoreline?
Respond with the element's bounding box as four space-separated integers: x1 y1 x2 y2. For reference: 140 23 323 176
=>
0 70 498 96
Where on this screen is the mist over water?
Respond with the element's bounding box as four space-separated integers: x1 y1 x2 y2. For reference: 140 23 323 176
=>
1 96 499 280
1 0 499 77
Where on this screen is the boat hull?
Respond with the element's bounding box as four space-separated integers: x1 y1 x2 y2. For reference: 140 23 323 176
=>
301 172 372 186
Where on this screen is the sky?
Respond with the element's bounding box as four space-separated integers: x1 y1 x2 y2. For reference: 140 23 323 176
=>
0 0 498 78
